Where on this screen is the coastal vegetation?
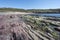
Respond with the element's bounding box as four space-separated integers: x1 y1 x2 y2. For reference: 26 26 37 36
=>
0 8 60 13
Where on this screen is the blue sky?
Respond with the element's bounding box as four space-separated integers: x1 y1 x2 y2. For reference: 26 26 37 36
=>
0 0 60 9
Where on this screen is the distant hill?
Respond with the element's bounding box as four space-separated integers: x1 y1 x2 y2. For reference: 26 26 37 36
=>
0 8 60 13
0 8 26 12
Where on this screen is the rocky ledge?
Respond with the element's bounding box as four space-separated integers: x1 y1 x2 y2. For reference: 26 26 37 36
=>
0 14 59 40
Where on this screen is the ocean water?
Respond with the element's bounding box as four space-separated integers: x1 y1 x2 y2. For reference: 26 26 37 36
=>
28 13 60 17
40 14 60 17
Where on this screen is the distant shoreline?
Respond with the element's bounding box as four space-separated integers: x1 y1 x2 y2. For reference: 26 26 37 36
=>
0 11 60 14
0 12 34 15
0 8 60 13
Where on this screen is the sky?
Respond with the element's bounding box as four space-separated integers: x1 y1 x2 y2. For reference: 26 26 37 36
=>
0 0 60 9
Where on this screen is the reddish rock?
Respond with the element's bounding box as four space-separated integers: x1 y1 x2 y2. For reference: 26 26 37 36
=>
0 15 29 40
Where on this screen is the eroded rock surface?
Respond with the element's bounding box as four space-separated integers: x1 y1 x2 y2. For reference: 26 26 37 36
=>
0 15 29 40
0 14 59 40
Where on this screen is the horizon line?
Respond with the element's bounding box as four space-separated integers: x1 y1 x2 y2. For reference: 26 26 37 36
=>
0 7 60 9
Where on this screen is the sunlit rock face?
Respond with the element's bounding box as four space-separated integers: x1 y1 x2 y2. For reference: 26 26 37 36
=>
0 14 59 40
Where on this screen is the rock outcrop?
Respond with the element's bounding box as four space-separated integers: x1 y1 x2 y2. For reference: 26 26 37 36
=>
0 14 59 40
0 15 29 40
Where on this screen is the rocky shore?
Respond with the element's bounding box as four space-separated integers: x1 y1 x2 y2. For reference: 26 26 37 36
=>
0 14 59 40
